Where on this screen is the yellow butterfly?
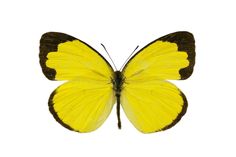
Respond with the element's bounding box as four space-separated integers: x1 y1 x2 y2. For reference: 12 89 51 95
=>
39 31 195 133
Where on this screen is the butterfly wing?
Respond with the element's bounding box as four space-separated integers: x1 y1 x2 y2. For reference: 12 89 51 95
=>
49 80 115 132
122 31 195 81
40 32 113 81
39 32 115 132
121 80 187 133
121 31 195 133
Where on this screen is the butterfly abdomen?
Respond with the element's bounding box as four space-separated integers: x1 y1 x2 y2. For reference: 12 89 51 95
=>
112 71 124 129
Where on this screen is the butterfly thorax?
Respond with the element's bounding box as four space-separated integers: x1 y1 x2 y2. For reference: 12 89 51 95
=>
113 71 124 97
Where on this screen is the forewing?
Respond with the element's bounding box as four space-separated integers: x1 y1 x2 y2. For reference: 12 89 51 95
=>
122 31 195 81
39 32 114 81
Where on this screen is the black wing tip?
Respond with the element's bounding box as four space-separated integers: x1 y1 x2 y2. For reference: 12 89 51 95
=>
158 92 188 132
159 31 196 80
39 32 77 80
48 90 78 132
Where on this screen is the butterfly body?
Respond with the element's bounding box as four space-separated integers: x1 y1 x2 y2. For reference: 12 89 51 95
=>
40 31 195 133
112 71 124 128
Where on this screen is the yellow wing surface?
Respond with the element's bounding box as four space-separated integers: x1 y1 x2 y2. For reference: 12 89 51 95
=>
39 32 115 132
121 32 195 133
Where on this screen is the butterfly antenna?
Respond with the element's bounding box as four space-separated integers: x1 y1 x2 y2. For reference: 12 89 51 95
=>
101 44 117 71
120 45 139 70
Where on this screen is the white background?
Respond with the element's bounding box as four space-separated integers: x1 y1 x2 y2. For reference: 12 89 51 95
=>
0 0 236 156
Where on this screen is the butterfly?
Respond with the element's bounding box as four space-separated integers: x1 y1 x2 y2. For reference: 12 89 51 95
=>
39 31 195 133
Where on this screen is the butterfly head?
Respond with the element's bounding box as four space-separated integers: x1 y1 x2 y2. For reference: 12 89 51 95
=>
112 71 124 96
